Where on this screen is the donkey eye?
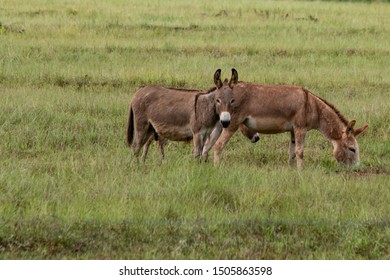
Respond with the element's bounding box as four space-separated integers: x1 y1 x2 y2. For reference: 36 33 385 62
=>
230 99 235 104
216 99 221 104
348 147 356 153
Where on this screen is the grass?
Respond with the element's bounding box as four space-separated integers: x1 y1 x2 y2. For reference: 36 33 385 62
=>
0 0 389 259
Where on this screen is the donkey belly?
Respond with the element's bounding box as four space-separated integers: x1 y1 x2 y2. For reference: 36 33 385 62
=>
244 116 293 134
153 122 193 141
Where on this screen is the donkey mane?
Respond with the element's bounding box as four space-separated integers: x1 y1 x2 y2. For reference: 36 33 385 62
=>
205 86 217 94
166 87 200 92
304 88 349 125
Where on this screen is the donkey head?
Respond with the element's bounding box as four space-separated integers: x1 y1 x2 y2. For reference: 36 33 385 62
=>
333 120 368 165
214 68 238 128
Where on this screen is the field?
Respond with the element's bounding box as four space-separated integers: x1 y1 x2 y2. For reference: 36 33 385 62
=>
1 0 389 259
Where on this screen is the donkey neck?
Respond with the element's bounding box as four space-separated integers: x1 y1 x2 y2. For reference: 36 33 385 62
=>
197 90 216 106
195 90 218 125
314 96 348 141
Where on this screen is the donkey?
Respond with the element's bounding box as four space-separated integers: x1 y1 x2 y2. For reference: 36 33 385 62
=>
213 82 368 169
127 69 240 161
141 114 260 161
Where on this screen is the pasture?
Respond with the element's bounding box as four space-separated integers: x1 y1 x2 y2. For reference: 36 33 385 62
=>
0 0 389 259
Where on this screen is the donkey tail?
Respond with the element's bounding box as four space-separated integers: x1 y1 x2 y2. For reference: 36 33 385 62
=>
126 106 134 147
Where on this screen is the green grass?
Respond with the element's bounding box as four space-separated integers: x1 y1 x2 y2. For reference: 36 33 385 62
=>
1 0 389 259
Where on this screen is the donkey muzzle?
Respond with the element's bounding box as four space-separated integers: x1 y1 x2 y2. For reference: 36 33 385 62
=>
251 133 260 143
220 112 231 128
221 120 230 128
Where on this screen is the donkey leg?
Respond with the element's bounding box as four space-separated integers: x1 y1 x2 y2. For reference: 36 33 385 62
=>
202 124 222 160
288 130 296 166
193 133 203 159
132 121 152 158
213 126 237 165
294 127 307 170
132 142 142 158
142 134 154 162
158 138 165 160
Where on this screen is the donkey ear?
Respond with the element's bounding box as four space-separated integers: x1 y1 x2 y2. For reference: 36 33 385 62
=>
214 69 222 88
346 120 356 134
229 68 238 88
354 124 368 137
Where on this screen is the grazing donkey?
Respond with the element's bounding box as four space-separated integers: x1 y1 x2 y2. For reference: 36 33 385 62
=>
127 69 241 161
213 82 368 169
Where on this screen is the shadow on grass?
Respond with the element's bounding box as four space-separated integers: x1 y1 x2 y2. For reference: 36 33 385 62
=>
1 218 389 259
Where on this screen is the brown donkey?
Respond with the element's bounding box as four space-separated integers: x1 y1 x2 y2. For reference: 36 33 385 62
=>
142 112 259 161
213 82 368 169
127 69 241 161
